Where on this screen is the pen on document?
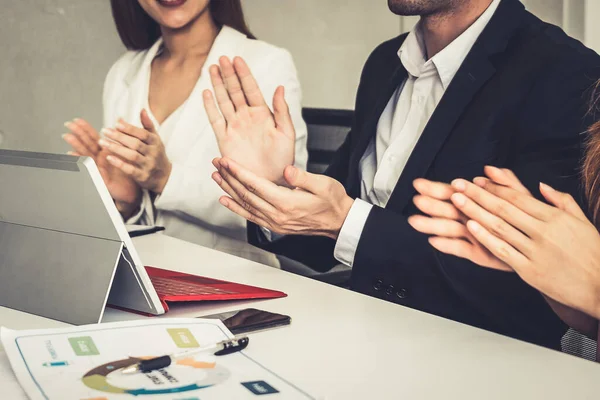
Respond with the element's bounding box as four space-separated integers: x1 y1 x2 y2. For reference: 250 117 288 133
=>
121 336 249 375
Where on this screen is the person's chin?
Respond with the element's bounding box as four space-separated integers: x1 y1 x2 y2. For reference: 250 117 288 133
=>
158 15 194 30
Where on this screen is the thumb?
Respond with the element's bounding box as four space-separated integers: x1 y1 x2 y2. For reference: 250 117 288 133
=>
284 165 326 193
273 86 295 141
539 182 587 220
140 109 157 134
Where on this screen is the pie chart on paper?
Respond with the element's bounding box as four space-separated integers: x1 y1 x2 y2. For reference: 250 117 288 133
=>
81 355 231 396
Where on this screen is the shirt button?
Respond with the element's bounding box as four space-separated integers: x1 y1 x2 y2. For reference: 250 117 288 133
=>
373 280 384 291
385 285 395 296
396 288 408 299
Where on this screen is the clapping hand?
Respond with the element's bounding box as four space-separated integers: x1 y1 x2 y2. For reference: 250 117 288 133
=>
409 166 600 320
212 157 354 240
203 56 295 185
98 109 172 194
63 118 141 218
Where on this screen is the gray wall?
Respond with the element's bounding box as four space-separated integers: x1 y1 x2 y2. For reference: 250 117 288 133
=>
244 0 401 110
0 0 123 153
0 0 592 152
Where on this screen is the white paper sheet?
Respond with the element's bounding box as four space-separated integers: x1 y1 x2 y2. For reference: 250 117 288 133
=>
0 351 28 399
1 318 313 400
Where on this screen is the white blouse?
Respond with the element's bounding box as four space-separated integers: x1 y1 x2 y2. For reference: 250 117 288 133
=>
102 26 308 267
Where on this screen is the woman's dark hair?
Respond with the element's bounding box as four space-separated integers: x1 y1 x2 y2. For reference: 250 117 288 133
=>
583 81 600 228
110 0 255 51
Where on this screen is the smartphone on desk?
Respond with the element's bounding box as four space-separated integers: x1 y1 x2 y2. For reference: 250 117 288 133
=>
199 308 291 335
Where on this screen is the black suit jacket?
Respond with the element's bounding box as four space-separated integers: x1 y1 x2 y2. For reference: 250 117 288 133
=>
250 0 600 349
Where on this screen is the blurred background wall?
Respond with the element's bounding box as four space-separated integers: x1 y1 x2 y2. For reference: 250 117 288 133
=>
0 0 594 152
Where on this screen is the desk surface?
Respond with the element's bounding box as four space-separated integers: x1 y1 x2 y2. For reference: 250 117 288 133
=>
1 234 599 399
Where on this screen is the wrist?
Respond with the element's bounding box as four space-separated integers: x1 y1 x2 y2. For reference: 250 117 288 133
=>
116 200 140 220
115 189 142 220
154 162 172 194
327 195 355 240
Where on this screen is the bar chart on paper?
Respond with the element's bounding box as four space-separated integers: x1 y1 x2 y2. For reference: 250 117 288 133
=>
1 319 314 400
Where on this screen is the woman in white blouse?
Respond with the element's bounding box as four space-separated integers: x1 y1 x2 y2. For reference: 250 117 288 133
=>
63 0 307 267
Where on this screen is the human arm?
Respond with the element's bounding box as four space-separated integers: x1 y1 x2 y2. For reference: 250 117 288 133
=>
62 118 142 219
409 166 600 338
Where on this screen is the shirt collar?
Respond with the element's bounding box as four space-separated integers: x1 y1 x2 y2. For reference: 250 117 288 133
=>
398 0 501 90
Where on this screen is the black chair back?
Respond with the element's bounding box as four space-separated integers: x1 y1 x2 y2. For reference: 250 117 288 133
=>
302 108 353 174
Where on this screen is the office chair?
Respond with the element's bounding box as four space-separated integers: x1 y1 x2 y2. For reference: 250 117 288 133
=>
276 108 354 287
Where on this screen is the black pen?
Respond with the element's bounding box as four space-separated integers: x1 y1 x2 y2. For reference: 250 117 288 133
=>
121 336 249 375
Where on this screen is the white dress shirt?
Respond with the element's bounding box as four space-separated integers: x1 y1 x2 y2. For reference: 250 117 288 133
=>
334 0 500 267
103 26 308 268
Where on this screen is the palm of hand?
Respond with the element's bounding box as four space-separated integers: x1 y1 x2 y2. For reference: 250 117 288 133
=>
96 150 140 205
218 106 294 184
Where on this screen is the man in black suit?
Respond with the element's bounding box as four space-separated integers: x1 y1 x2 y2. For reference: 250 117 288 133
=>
203 0 600 349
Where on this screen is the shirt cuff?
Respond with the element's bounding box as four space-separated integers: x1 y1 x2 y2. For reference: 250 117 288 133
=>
333 199 373 267
260 227 284 242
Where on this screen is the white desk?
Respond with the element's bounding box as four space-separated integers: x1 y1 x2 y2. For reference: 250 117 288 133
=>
1 234 599 399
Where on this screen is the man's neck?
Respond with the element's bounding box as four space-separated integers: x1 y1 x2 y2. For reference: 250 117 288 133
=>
420 0 493 58
160 10 219 63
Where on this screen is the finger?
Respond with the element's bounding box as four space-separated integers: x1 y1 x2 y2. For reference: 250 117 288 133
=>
450 192 534 255
407 215 469 238
219 56 248 110
100 140 145 167
412 195 465 221
466 220 529 270
213 169 278 216
413 178 454 200
428 237 513 272
140 109 158 134
233 57 267 107
212 157 223 169
65 121 101 154
219 157 285 204
106 155 146 181
219 196 273 229
465 178 553 222
452 179 552 225
483 166 530 194
71 118 100 141
203 90 227 138
101 128 148 155
283 165 330 194
67 151 81 156
209 65 236 120
539 182 588 221
272 86 294 140
62 133 94 156
115 119 152 144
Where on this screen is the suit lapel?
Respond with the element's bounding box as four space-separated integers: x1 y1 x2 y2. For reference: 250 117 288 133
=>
385 0 526 211
385 57 497 210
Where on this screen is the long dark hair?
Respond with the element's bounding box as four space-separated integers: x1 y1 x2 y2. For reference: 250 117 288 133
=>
110 0 255 51
583 81 600 228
